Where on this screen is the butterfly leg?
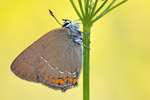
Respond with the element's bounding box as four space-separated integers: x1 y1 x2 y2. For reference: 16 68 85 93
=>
83 44 90 49
78 30 90 35
73 37 90 49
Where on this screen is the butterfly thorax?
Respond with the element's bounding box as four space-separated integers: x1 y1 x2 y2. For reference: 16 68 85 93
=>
62 20 83 45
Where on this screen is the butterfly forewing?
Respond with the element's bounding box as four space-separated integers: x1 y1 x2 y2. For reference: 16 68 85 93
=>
11 28 66 82
11 39 43 82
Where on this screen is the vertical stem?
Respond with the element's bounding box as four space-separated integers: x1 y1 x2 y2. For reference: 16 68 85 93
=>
83 24 91 100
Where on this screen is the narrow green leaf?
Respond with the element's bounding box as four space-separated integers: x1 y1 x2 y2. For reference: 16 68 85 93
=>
84 0 87 15
90 0 99 16
92 0 127 23
100 0 116 16
106 0 128 14
70 0 83 21
91 0 108 19
78 0 85 17
88 0 93 16
92 0 116 23
85 0 90 18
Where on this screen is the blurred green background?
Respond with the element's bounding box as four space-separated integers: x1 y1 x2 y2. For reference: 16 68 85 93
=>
0 0 150 100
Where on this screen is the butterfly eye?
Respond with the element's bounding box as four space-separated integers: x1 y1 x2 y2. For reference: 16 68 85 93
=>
62 22 69 27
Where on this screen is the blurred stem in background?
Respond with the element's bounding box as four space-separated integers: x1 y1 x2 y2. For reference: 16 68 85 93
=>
70 0 127 100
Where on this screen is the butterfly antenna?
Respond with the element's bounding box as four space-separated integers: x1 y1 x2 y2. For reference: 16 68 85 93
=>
49 9 62 26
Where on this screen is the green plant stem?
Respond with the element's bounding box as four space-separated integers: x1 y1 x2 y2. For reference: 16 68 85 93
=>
69 1 127 100
83 24 91 100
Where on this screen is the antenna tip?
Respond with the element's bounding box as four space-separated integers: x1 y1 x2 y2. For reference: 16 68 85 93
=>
48 9 51 13
48 9 54 16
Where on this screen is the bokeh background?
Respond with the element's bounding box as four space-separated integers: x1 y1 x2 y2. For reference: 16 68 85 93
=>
0 0 150 100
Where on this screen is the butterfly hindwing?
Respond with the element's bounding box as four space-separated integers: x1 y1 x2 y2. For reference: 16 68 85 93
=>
36 28 82 91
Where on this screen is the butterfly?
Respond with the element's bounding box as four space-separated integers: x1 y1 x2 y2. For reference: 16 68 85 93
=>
11 10 88 92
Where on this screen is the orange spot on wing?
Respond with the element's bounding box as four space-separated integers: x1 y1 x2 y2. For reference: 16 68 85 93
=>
51 78 55 83
65 77 77 84
56 78 63 85
73 78 77 85
69 78 73 84
65 77 69 82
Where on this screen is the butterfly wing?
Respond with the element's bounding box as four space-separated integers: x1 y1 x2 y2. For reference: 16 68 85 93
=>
11 28 82 92
11 28 66 82
36 28 83 92
11 38 43 82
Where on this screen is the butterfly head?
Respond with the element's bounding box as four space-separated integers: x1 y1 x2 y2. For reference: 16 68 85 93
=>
62 19 80 30
62 19 72 28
